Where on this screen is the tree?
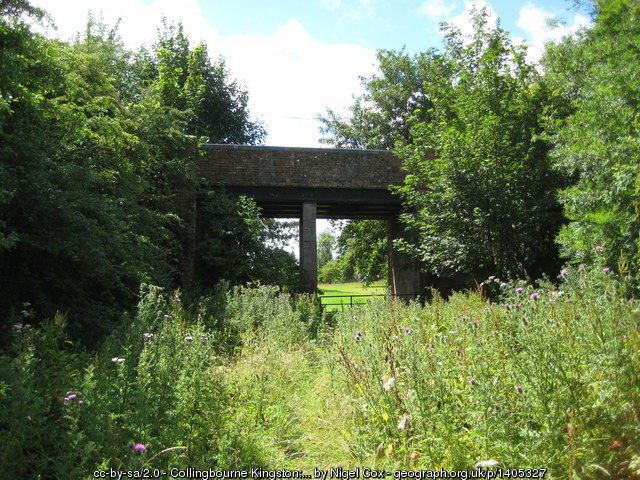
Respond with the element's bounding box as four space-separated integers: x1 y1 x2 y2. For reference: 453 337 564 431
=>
543 0 640 280
317 231 335 270
334 220 388 284
152 20 265 144
319 49 432 150
194 191 299 291
393 9 566 282
0 8 272 342
320 9 565 284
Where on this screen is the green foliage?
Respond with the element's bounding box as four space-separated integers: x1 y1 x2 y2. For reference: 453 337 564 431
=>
319 49 432 150
336 220 388 284
325 267 640 472
543 0 640 282
319 12 566 285
317 231 335 269
395 9 566 282
1 269 638 475
318 258 348 284
194 190 299 292
0 13 192 339
316 221 387 285
0 4 276 342
0 284 325 476
152 20 266 144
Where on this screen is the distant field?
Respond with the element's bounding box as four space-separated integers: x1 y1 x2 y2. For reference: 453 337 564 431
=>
318 280 387 310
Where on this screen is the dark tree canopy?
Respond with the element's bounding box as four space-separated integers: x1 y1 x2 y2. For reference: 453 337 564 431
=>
320 8 567 285
0 3 274 342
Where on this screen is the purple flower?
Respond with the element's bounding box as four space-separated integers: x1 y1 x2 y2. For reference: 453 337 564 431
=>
354 330 362 340
78 400 84 406
404 327 412 334
516 385 523 391
429 343 435 348
595 245 603 251
560 269 568 276
133 443 146 452
530 292 539 300
469 378 476 385
579 264 586 270
199 334 208 341
603 267 611 273
623 335 628 340
515 287 523 293
513 303 520 309
184 336 193 342
472 320 478 326
13 324 23 333
163 314 172 320
143 333 154 339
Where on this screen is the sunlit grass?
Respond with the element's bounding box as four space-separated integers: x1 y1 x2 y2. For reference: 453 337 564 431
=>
318 280 387 310
2 270 640 477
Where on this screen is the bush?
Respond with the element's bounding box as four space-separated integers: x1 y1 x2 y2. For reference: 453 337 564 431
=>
1 270 638 477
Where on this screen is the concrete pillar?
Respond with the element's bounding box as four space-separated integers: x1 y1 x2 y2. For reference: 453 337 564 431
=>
300 202 318 293
388 217 422 299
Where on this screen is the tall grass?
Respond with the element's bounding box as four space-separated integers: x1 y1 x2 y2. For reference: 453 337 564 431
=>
1 267 639 478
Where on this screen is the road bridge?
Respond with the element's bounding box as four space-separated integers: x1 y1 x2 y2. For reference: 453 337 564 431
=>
191 144 420 295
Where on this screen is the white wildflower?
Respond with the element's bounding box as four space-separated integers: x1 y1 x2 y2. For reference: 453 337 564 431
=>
397 413 410 430
382 377 396 391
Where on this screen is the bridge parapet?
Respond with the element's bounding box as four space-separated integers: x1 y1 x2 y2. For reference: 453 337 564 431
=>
198 144 405 189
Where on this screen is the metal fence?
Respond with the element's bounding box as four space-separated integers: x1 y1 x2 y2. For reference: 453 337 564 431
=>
319 293 418 311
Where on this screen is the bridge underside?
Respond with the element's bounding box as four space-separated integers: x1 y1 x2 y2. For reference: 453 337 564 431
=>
209 185 418 296
222 186 401 219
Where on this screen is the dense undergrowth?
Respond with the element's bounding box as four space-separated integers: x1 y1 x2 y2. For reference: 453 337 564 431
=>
1 266 639 479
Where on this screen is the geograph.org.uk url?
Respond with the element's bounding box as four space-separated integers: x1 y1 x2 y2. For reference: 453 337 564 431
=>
389 469 547 479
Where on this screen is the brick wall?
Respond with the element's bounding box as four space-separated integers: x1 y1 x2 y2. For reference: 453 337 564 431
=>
198 144 405 189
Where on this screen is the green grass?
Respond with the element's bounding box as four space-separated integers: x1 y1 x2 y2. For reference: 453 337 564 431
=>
318 280 387 310
2 270 640 477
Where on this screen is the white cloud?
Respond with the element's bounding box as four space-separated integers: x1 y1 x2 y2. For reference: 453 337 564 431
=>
418 0 456 20
515 4 590 63
448 0 499 39
215 19 377 147
32 0 216 49
320 0 343 11
30 0 378 148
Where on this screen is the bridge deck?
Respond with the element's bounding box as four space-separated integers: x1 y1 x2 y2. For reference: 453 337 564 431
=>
198 144 406 218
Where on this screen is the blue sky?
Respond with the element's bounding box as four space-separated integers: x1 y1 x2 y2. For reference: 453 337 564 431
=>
205 0 589 55
33 0 590 148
